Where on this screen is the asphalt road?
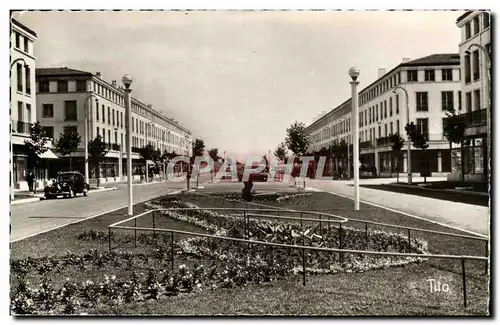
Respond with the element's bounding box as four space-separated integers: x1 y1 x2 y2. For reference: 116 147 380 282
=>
10 175 211 242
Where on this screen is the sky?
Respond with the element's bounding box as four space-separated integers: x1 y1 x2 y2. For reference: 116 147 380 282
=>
14 10 464 160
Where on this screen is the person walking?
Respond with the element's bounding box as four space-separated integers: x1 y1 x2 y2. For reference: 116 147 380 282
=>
26 170 35 194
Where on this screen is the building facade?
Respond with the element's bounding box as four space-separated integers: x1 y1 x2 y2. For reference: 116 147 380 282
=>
10 19 49 191
450 11 491 183
36 68 193 183
306 53 461 177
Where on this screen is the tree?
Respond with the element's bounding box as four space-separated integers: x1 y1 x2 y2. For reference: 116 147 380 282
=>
24 122 49 171
55 126 81 171
285 121 311 158
443 107 466 183
388 133 405 183
274 142 288 163
405 122 430 183
88 135 108 188
139 143 156 182
192 139 205 158
208 148 221 177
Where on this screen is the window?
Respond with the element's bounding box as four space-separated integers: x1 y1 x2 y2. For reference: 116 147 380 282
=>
15 32 20 48
484 12 490 29
389 98 393 117
441 91 454 111
39 81 49 93
26 104 31 123
97 127 100 138
102 129 106 143
132 117 134 132
364 110 367 125
24 37 29 53
416 92 428 111
390 122 393 135
25 66 31 94
121 133 124 147
16 63 23 92
42 104 54 118
17 101 23 123
442 69 453 81
384 124 388 137
121 112 123 127
395 94 400 114
112 109 115 126
369 107 372 123
465 22 471 39
407 70 418 82
397 120 400 135
473 16 480 35
115 131 118 144
384 101 387 118
458 91 462 111
464 54 471 83
378 125 381 138
472 50 480 81
64 101 77 121
76 80 87 91
57 80 68 92
102 105 105 123
474 89 481 110
417 118 429 140
425 69 435 81
108 130 111 144
136 120 139 133
107 107 111 124
466 92 472 112
96 104 100 120
64 126 77 134
376 104 379 121
43 126 54 139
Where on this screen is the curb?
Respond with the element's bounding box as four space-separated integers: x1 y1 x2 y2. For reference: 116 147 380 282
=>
386 183 489 198
11 187 117 205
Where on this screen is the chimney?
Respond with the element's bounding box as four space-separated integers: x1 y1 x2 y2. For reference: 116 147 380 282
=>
377 68 387 78
96 71 102 78
147 104 152 108
402 58 411 63
111 80 117 87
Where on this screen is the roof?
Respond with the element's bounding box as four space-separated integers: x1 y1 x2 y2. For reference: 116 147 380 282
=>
401 53 460 67
36 67 93 77
11 18 37 37
456 11 473 24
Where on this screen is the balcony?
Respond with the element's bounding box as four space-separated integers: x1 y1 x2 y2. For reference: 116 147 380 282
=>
454 109 487 127
360 140 373 149
132 146 140 153
12 120 31 134
376 136 392 147
111 143 120 151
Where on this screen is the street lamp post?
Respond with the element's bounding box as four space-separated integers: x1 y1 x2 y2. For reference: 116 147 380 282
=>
348 67 360 211
10 57 28 201
466 44 490 183
122 74 133 216
392 85 411 184
83 94 98 185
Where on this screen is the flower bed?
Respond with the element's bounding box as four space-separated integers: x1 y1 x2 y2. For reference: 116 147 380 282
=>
11 197 429 315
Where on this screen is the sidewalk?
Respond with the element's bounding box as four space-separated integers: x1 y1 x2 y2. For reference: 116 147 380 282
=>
306 177 490 237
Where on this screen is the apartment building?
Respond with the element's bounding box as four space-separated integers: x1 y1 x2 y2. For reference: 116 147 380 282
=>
36 67 193 182
450 11 491 182
10 19 55 191
306 53 461 177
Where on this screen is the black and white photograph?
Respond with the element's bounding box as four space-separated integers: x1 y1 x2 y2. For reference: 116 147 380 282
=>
6 5 492 317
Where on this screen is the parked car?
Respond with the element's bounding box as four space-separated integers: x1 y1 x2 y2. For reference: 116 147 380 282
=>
44 171 90 199
237 164 268 182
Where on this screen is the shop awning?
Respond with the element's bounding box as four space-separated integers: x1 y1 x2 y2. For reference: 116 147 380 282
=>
39 149 59 159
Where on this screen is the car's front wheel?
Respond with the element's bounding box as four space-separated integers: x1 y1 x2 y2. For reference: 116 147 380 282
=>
68 189 75 198
83 188 88 196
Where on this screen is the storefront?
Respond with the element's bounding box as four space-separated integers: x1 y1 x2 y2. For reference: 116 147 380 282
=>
451 137 487 182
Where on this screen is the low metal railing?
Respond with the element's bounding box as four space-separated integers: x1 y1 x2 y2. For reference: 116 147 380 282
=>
109 208 488 308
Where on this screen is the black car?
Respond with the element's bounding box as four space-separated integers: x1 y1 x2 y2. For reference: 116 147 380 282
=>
44 171 90 199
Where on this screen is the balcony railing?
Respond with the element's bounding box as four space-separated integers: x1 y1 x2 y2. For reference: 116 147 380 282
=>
12 120 31 134
111 143 120 151
453 109 487 127
132 146 140 153
360 140 373 149
376 136 392 147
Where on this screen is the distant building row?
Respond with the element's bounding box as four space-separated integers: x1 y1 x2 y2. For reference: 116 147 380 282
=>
11 18 194 191
304 11 490 182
